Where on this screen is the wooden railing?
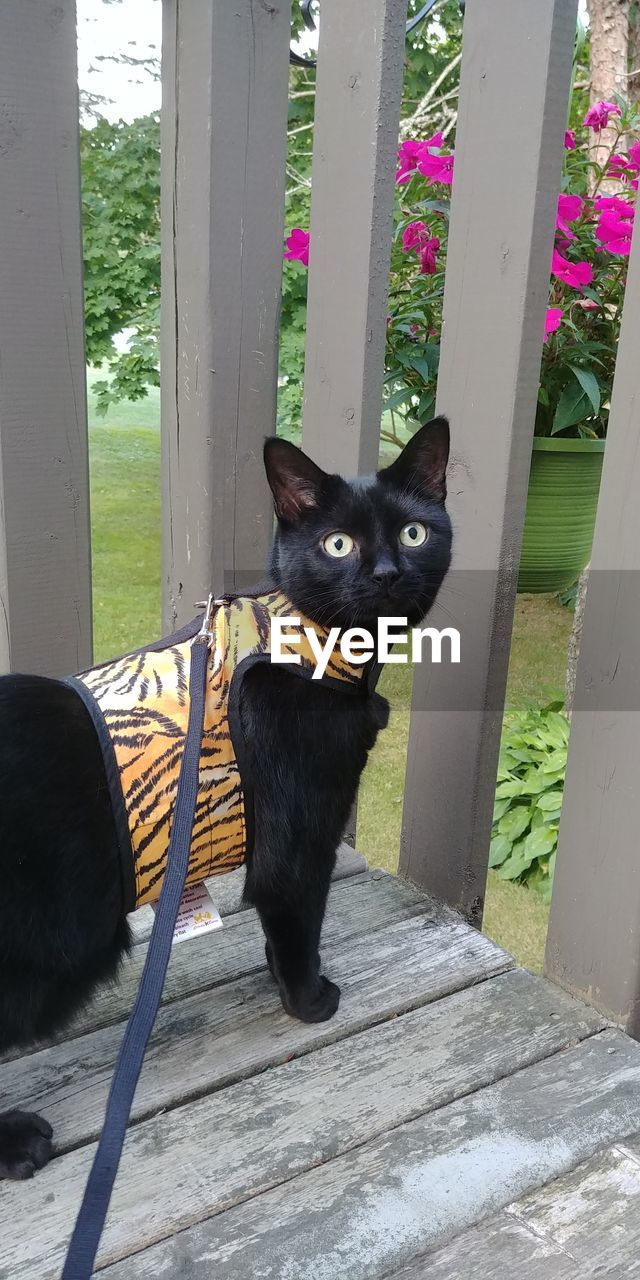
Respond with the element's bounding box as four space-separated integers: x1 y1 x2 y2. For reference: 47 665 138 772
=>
1 0 640 1034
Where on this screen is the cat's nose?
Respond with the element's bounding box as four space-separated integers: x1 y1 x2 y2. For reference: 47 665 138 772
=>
372 560 400 588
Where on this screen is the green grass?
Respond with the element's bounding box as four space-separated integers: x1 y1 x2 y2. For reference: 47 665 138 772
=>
88 377 161 662
87 367 161 433
90 425 161 661
88 399 572 973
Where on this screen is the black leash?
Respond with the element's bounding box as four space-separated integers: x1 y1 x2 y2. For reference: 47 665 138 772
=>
61 601 214 1279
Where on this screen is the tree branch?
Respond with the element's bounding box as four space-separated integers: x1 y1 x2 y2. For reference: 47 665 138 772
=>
400 52 462 138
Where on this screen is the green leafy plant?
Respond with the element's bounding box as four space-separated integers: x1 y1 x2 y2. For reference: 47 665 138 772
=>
279 0 463 442
537 99 640 439
81 113 161 415
490 703 569 901
383 98 640 448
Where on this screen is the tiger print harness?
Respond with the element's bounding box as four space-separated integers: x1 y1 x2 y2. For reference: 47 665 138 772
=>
68 588 375 912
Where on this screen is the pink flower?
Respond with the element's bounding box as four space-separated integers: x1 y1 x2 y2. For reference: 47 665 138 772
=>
618 143 640 188
608 152 629 177
594 194 635 220
607 152 639 188
556 193 583 239
551 249 594 289
419 237 440 275
396 134 444 184
402 220 429 252
417 146 454 186
396 139 425 184
544 306 563 340
401 220 440 272
583 100 622 131
283 227 310 267
595 210 634 256
564 129 576 151
628 141 640 170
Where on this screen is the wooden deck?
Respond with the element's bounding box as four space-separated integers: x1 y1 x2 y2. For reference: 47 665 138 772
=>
2 851 640 1279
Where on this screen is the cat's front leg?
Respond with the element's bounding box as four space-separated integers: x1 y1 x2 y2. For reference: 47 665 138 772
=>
245 859 340 1023
0 1110 53 1180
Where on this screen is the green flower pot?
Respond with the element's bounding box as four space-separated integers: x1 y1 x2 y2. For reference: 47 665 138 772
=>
517 437 605 594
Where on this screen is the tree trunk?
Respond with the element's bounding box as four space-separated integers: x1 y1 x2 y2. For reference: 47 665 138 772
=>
586 0 630 170
630 2 640 101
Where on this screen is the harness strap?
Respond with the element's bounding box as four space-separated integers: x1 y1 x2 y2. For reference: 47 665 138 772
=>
61 628 211 1279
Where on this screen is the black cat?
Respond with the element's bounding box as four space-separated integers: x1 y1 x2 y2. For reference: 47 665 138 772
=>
0 415 451 1179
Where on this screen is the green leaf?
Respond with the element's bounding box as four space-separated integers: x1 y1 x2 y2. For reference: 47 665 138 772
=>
421 344 441 372
383 386 414 413
519 768 554 796
406 355 436 383
498 805 533 841
569 367 601 415
542 809 563 825
497 841 530 880
489 834 512 868
538 770 565 789
527 864 553 900
416 198 450 215
542 750 567 773
494 779 524 800
492 797 511 824
551 375 590 434
579 285 603 306
536 789 564 812
542 699 566 714
522 825 557 862
546 711 570 744
507 747 537 765
418 391 436 421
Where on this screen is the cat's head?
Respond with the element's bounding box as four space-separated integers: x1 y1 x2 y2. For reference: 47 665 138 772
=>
264 417 452 630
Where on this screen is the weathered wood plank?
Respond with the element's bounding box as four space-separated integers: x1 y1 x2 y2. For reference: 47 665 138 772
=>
0 912 512 1159
113 874 423 1029
509 1144 640 1276
0 871 421 1064
545 189 640 1035
0 0 92 674
399 0 579 921
0 969 603 1278
128 841 369 944
302 0 408 475
161 0 291 619
390 1142 640 1277
387 1216 582 1280
96 1029 640 1280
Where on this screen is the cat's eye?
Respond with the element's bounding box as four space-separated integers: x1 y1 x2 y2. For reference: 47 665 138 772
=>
323 532 354 558
399 522 428 548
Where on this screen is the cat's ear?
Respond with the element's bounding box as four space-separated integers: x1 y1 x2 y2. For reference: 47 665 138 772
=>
380 415 450 503
263 438 327 523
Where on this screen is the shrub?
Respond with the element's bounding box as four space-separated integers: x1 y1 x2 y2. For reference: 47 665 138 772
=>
283 98 640 448
490 703 569 901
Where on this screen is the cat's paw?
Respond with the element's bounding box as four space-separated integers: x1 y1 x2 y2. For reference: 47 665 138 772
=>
282 976 341 1024
0 1111 54 1180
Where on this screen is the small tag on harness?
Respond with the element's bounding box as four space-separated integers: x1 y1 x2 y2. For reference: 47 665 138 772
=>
153 881 223 945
